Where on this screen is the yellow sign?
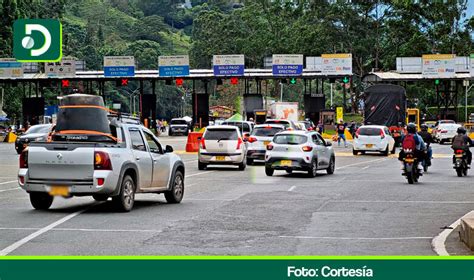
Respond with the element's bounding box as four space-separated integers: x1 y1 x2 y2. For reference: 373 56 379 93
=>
422 54 456 60
336 107 343 122
321 53 352 58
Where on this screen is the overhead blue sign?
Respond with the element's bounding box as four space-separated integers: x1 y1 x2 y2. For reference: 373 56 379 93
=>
159 65 190 77
0 62 22 68
104 66 135 77
213 65 244 76
272 64 303 76
272 54 304 76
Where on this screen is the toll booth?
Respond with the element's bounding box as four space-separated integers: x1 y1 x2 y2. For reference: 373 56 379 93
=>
320 109 335 132
254 109 267 124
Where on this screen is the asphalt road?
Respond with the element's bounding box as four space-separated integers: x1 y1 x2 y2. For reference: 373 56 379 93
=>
0 136 473 256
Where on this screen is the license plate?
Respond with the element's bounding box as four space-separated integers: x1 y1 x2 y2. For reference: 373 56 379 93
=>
366 144 373 148
49 186 70 196
405 158 415 163
280 160 292 166
455 154 463 158
216 156 226 161
264 141 270 146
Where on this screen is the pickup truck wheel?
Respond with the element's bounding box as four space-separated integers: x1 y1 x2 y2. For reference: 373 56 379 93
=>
92 194 109 201
30 192 54 210
165 171 184 204
112 175 135 212
265 166 274 176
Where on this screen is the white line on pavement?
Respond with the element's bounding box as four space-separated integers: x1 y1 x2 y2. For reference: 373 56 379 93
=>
185 171 215 178
333 200 474 204
0 180 17 185
0 187 20 193
336 158 387 170
0 227 163 233
0 204 96 256
184 159 197 163
279 236 432 241
288 185 297 192
432 211 474 256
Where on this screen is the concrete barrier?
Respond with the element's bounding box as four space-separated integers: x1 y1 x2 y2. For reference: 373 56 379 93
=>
460 212 474 251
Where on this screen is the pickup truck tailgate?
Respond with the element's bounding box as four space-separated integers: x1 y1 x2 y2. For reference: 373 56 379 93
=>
27 144 95 181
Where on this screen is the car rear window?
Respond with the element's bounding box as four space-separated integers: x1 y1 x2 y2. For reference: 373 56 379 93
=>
273 134 307 145
222 122 250 132
205 129 239 140
26 125 50 134
266 120 290 128
359 127 382 136
440 124 460 130
253 126 283 137
171 120 187 125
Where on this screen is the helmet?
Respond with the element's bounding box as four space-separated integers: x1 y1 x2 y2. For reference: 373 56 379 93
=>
406 123 417 134
457 127 467 134
420 124 428 131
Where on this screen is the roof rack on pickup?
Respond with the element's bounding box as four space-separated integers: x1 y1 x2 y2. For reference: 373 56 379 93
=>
108 113 142 125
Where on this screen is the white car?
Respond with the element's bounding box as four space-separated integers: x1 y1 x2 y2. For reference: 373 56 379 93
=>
246 124 285 165
198 125 247 170
265 131 335 177
265 119 299 130
353 125 396 156
435 123 461 144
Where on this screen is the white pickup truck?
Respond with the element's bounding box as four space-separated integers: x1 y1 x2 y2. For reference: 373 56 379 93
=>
18 116 185 212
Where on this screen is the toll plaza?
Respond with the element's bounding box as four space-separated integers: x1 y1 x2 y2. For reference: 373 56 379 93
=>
0 54 354 129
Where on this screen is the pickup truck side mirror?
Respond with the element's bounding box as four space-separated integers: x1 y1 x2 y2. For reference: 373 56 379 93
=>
165 145 174 153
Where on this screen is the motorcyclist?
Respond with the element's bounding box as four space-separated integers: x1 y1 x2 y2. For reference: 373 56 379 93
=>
418 124 434 166
399 123 426 168
452 127 472 166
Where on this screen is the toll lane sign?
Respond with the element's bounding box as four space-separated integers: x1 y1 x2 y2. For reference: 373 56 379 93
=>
0 58 22 78
321 53 352 75
45 57 75 77
104 56 135 77
422 54 455 78
213 55 245 76
272 54 303 76
159 55 190 77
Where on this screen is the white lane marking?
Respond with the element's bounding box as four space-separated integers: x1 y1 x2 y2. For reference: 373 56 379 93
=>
361 166 370 170
0 187 20 193
336 158 387 170
334 200 474 204
432 211 474 256
185 171 215 178
0 180 17 185
0 205 95 256
185 198 233 201
288 185 297 192
0 227 163 233
184 159 197 163
280 236 432 241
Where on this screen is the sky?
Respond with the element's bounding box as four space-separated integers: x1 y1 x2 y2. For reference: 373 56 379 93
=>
466 0 474 21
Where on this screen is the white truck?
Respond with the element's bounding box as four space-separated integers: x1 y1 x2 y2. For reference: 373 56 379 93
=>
269 102 299 122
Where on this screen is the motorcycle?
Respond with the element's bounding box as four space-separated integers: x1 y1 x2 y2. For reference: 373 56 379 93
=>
402 149 421 184
453 149 469 177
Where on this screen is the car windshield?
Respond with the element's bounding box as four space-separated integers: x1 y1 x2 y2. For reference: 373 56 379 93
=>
266 120 290 128
359 127 382 136
273 134 307 145
205 129 239 140
26 125 50 134
252 126 283 137
171 120 187 125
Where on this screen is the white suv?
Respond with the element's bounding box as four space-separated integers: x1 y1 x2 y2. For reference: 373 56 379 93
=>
198 125 247 170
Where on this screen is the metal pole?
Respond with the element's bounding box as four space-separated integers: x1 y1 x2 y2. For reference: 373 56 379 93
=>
466 82 474 122
330 83 333 108
280 82 283 102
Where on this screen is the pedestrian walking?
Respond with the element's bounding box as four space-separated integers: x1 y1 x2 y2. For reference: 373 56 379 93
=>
336 120 347 147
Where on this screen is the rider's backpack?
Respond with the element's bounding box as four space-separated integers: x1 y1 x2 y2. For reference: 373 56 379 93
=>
452 135 466 150
402 134 416 151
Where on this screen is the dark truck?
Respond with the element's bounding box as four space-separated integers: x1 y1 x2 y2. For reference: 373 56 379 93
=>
364 84 406 146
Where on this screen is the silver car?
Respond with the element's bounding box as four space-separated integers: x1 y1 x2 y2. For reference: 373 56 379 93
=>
246 124 285 165
198 125 247 170
265 131 335 177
